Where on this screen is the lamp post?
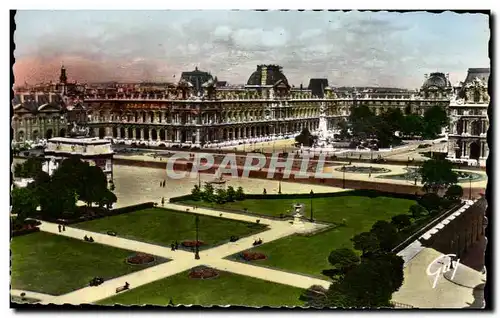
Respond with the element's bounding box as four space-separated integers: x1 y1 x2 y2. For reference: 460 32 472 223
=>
469 175 472 200
310 190 314 222
342 165 346 189
194 215 200 260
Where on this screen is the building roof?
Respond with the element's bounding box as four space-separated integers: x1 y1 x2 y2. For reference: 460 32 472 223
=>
12 93 65 114
308 78 329 97
422 72 451 89
246 65 289 86
463 68 490 84
180 67 213 93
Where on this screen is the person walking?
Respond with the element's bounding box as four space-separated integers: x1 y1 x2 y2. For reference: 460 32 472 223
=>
62 225 66 231
161 197 165 207
58 224 62 233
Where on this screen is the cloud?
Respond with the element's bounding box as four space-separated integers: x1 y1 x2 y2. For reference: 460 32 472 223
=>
13 11 489 88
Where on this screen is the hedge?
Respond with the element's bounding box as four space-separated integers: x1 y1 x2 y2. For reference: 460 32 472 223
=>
11 227 40 238
170 189 419 204
36 202 156 225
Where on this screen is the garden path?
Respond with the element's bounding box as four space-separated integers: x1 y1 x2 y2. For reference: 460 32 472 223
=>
29 206 330 305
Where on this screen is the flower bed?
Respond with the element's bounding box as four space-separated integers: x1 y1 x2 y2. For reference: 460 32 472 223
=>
241 251 267 261
126 253 156 265
11 226 40 237
181 240 205 248
188 266 220 279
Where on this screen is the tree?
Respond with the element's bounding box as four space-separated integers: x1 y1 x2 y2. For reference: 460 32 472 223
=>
215 188 227 204
328 248 360 275
14 157 43 178
226 186 236 202
79 165 109 207
419 193 442 214
191 185 202 201
422 106 448 139
295 128 317 147
235 186 245 201
445 184 464 201
11 187 38 222
419 159 458 193
391 214 412 231
202 183 215 202
351 232 379 256
400 114 424 138
322 252 405 308
99 189 117 210
337 120 351 140
409 204 427 218
370 221 399 252
349 105 377 142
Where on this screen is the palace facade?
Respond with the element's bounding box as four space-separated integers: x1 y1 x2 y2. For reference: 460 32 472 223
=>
447 68 490 166
82 65 459 148
12 65 490 166
12 66 86 144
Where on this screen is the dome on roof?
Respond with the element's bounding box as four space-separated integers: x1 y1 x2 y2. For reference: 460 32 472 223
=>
247 65 289 86
422 72 450 89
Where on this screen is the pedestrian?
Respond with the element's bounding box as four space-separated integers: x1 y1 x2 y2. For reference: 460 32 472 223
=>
161 197 165 206
175 241 179 250
171 243 175 251
160 181 162 187
58 224 62 233
62 225 66 231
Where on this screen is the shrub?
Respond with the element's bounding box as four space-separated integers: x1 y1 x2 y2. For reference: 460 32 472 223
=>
445 185 464 201
409 204 427 218
328 248 360 273
390 214 412 231
419 193 442 212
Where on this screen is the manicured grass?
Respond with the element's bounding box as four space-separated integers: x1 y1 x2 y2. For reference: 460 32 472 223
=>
97 269 305 307
183 195 415 224
10 232 167 296
220 195 416 278
73 208 267 248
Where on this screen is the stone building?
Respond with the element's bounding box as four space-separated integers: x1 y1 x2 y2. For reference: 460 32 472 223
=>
16 64 480 160
447 68 490 166
84 65 331 148
12 66 86 143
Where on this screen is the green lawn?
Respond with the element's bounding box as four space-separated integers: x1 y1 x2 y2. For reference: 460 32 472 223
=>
11 232 167 295
97 269 305 307
73 208 267 248
183 194 415 224
219 195 416 278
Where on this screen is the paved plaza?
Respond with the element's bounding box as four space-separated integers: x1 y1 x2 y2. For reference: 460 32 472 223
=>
112 164 346 208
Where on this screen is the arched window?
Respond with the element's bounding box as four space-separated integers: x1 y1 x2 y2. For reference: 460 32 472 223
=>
474 90 481 103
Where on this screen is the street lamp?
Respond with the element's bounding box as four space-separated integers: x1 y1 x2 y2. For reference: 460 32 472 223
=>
310 190 314 222
469 175 473 200
194 215 200 260
342 165 346 189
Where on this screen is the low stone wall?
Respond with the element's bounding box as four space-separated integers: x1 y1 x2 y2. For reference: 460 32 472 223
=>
420 197 487 258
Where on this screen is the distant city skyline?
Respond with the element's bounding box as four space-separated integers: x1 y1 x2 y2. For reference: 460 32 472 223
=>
14 10 489 88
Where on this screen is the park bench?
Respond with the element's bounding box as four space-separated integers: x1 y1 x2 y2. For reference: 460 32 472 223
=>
115 285 129 293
